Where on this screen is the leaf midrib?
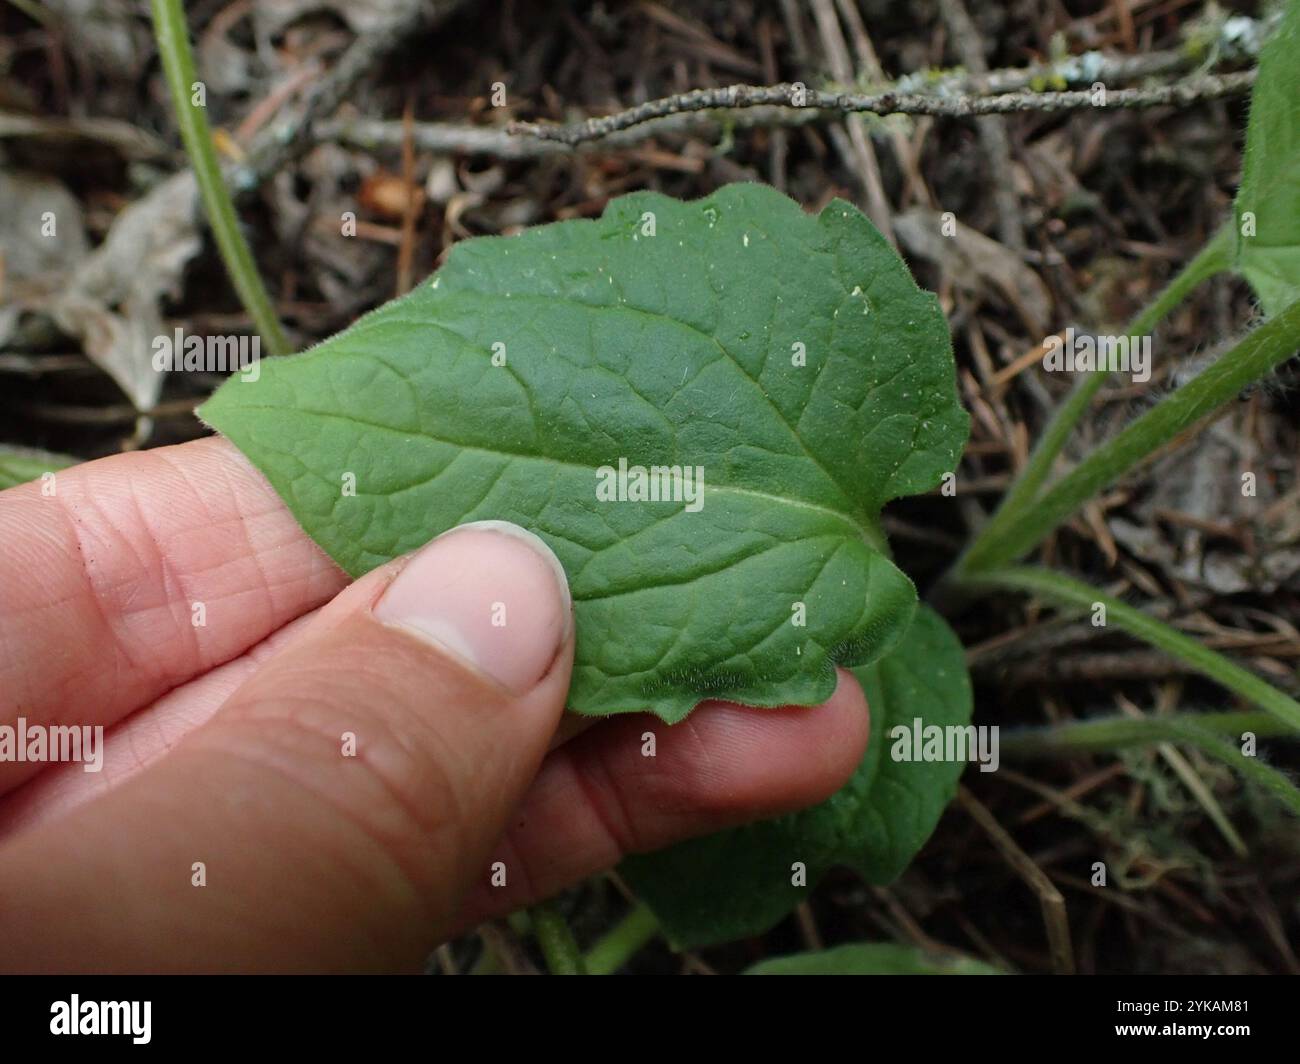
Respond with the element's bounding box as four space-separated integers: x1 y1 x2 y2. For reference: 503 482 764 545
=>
222 400 887 555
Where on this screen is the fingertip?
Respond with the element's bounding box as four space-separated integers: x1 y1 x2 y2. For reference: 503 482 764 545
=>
822 666 872 786
762 666 872 806
450 671 872 925
650 669 871 818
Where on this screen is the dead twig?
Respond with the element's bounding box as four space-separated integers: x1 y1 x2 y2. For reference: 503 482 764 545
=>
958 786 1076 974
510 72 1255 146
395 97 419 297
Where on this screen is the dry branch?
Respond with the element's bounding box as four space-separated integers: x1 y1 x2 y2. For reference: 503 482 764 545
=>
510 72 1255 147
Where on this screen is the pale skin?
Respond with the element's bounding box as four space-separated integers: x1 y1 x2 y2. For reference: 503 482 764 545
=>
0 437 870 972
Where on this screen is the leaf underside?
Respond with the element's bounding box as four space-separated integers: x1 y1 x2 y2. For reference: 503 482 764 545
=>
621 605 973 949
202 183 968 721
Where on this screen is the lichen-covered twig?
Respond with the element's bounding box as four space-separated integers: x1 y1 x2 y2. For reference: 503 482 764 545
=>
510 71 1255 147
317 15 1271 163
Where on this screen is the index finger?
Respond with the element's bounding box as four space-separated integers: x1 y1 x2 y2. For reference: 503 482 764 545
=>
0 437 345 795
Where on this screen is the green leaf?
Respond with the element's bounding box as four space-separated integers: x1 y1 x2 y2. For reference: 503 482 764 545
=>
744 942 1005 975
620 605 972 949
201 184 968 722
0 445 78 490
1234 0 1300 316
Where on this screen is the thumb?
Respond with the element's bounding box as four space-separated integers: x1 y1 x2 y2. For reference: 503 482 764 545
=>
0 521 574 973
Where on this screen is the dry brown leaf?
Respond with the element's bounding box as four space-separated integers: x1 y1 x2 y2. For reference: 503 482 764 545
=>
894 206 1053 337
49 173 202 411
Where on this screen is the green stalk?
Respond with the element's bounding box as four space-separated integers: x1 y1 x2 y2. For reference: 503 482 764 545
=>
970 566 1300 731
1003 712 1300 819
583 904 660 975
149 0 290 356
959 295 1300 574
529 903 587 975
1001 710 1292 756
956 225 1232 576
1156 720 1300 818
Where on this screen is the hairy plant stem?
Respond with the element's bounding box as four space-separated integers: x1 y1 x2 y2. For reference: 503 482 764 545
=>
1002 709 1293 756
957 292 1300 576
529 903 587 975
955 224 1233 579
1004 712 1300 818
149 0 290 356
583 904 660 975
970 566 1300 731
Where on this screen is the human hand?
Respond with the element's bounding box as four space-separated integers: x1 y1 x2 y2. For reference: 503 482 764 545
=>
0 438 869 972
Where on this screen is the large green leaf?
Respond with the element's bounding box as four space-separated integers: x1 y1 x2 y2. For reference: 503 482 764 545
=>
620 605 973 948
1234 0 1300 316
744 942 1004 975
202 184 967 721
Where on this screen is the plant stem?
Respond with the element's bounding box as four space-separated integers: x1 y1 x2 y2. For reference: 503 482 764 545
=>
1005 712 1300 818
149 0 291 356
1001 710 1292 755
529 903 587 975
583 904 660 975
959 294 1300 574
1164 720 1300 818
955 225 1232 577
970 566 1300 731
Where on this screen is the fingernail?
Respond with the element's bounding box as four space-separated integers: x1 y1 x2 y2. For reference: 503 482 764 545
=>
374 521 572 695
